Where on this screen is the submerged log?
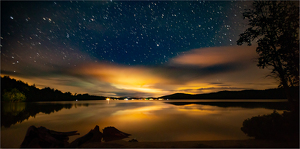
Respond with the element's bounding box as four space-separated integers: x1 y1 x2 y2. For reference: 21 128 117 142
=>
20 126 79 148
68 125 103 147
103 126 131 142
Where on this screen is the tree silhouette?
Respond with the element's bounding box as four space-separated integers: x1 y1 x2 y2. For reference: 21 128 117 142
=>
237 1 299 110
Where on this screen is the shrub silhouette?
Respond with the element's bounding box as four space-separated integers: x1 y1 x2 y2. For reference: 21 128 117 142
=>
241 111 298 141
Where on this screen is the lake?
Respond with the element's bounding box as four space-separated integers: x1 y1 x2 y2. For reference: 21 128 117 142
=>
1 99 288 148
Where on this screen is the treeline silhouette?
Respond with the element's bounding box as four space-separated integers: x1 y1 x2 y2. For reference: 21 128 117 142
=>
1 76 106 101
160 87 299 99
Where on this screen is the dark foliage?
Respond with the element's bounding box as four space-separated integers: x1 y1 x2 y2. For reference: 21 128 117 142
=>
241 111 299 141
2 88 26 102
237 1 299 105
1 76 106 101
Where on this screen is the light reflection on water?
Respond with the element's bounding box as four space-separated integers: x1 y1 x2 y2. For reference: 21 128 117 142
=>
1 100 287 147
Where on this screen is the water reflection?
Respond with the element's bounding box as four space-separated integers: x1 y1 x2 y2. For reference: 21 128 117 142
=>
1 100 287 148
165 100 289 110
1 102 89 128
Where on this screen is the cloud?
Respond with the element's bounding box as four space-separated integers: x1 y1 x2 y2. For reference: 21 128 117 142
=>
152 63 241 84
1 46 278 97
171 46 257 67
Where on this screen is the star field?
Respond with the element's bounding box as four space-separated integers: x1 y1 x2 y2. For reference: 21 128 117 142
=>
2 1 248 68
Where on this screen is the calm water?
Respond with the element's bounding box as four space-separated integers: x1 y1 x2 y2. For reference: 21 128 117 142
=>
1 99 288 148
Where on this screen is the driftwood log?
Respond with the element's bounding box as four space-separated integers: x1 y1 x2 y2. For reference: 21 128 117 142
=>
21 125 131 148
102 126 131 142
20 126 79 148
68 125 103 147
69 126 131 147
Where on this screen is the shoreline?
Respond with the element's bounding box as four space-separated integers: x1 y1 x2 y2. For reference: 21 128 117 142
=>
79 139 299 148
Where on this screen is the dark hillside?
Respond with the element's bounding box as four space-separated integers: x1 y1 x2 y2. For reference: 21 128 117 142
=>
160 87 298 99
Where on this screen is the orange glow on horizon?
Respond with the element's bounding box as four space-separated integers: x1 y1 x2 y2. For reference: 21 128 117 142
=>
72 63 171 95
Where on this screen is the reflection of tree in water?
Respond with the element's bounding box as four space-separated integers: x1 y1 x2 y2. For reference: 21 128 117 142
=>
1 102 89 128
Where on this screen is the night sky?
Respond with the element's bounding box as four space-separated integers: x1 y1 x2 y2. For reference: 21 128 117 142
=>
1 1 277 97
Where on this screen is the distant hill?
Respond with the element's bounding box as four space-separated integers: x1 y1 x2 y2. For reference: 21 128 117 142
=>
160 87 298 99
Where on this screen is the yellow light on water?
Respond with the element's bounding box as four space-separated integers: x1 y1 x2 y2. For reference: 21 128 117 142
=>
106 98 110 101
